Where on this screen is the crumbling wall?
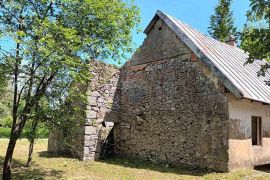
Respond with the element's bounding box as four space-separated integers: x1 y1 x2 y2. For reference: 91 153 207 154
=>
48 60 119 160
83 60 119 160
113 19 230 171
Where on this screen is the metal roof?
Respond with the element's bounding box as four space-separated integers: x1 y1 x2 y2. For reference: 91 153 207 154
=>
145 10 270 104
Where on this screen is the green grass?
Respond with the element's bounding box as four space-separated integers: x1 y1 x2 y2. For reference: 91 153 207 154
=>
0 127 11 138
0 139 270 179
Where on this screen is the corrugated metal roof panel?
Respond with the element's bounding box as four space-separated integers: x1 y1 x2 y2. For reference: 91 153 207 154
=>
146 11 270 104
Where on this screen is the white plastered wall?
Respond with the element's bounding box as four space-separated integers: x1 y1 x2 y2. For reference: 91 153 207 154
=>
228 93 270 170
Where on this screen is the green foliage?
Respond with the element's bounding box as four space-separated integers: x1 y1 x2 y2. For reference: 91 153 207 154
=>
0 2 139 174
0 126 48 138
208 0 237 42
0 64 12 128
0 0 140 136
0 127 11 138
0 117 12 128
23 121 49 139
241 0 270 76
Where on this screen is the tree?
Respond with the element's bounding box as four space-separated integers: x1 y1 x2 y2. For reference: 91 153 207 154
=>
0 1 140 179
24 97 49 167
208 0 237 42
241 0 270 76
0 64 12 128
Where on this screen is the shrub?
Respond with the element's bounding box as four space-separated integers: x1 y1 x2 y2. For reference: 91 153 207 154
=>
0 125 49 139
0 127 11 138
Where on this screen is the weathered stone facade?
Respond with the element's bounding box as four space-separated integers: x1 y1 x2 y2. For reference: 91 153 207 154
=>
112 19 229 172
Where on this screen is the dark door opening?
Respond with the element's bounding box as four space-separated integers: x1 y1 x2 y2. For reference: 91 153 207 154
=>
252 116 262 146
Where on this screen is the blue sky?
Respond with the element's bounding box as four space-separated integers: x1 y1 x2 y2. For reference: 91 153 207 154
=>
1 0 251 65
132 0 250 49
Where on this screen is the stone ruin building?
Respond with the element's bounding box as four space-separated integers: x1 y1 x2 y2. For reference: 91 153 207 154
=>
48 11 270 172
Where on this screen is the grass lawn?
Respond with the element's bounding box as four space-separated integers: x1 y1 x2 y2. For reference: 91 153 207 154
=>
0 139 270 179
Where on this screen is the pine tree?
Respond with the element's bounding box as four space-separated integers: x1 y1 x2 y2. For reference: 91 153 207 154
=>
208 0 237 42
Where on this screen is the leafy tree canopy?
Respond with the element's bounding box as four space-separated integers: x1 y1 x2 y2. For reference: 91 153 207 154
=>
241 0 270 76
0 0 140 178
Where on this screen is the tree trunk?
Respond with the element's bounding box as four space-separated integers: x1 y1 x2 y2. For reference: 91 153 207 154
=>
3 114 28 179
26 137 35 167
3 16 22 179
26 120 38 167
2 132 18 180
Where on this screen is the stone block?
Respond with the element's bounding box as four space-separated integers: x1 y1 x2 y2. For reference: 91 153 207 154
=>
91 107 100 111
100 107 108 113
97 97 105 103
84 140 96 147
91 91 101 97
86 110 97 119
84 135 91 141
84 147 89 155
88 97 97 106
103 122 114 127
85 126 98 135
83 155 94 161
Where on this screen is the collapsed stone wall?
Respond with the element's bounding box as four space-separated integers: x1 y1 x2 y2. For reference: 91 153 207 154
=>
83 60 119 160
113 19 230 171
48 60 119 160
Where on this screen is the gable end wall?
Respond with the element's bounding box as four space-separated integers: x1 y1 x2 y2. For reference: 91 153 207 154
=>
114 19 230 171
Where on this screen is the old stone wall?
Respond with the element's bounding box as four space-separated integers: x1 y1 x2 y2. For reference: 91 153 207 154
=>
228 93 270 170
48 60 119 160
83 60 119 160
113 19 230 171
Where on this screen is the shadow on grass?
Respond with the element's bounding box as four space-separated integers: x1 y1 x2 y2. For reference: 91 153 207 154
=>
38 151 74 159
38 151 213 177
0 155 63 179
99 157 212 177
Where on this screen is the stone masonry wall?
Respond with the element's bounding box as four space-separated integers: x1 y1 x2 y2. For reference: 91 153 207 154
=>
113 19 230 171
48 60 119 160
83 60 119 160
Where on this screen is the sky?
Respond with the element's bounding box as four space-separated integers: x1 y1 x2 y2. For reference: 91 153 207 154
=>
132 0 250 51
0 0 251 65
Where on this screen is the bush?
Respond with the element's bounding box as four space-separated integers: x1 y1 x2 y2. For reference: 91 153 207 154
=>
0 116 12 128
0 127 11 138
23 121 49 139
0 125 49 139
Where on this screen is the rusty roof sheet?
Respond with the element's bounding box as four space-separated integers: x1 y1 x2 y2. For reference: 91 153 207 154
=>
145 10 270 104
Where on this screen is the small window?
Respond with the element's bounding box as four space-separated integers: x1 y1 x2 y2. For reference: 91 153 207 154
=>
252 116 262 146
